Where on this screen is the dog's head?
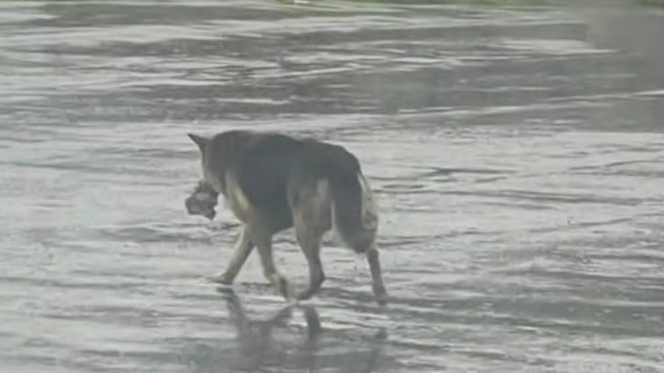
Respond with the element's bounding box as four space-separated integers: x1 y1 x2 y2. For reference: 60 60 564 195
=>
185 180 218 220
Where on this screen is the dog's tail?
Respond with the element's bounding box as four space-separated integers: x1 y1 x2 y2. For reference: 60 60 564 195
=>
328 169 377 253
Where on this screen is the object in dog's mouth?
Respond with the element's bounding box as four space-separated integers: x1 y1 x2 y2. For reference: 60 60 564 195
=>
185 180 218 220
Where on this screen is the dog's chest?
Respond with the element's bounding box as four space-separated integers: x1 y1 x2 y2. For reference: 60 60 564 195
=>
205 169 253 223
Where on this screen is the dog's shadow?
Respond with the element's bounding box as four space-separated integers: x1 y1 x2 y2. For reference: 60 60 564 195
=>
215 287 388 373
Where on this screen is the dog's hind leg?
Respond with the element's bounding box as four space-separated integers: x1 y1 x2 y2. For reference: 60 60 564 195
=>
291 179 331 302
250 227 291 301
365 244 388 306
294 225 325 301
213 225 254 285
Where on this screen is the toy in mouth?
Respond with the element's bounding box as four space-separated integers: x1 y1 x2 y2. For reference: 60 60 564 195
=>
185 180 219 220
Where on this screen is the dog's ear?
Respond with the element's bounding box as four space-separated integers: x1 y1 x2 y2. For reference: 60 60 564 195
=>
187 133 211 153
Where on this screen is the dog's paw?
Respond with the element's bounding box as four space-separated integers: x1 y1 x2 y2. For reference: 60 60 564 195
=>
215 286 237 299
207 274 233 286
373 284 388 306
273 274 292 302
375 293 388 306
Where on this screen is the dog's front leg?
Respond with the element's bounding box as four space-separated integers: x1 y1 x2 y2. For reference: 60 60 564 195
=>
213 225 254 285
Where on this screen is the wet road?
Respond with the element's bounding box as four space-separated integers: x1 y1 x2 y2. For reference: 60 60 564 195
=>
1 1 664 372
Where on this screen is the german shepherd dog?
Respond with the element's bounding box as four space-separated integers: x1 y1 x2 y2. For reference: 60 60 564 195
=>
186 130 387 305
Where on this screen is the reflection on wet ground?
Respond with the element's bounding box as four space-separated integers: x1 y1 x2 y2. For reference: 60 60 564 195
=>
181 287 389 373
1 1 664 372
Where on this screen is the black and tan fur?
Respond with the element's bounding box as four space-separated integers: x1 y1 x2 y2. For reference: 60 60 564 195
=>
187 130 387 305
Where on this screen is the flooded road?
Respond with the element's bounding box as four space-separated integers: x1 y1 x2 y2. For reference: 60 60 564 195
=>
2 1 664 372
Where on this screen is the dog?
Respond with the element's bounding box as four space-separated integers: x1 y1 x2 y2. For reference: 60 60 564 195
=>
186 130 387 305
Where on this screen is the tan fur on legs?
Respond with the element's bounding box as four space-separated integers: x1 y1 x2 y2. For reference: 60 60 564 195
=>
291 179 332 301
249 228 291 300
213 225 254 285
366 245 387 305
294 228 326 301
